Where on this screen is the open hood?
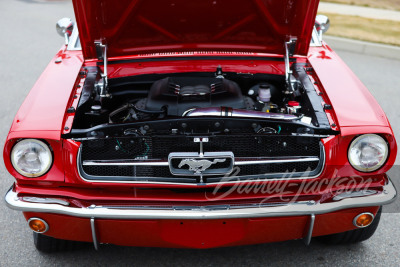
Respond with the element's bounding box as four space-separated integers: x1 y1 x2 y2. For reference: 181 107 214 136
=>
72 0 320 59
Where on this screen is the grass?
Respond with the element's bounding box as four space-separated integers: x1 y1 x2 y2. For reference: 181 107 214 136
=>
321 0 400 11
321 13 400 46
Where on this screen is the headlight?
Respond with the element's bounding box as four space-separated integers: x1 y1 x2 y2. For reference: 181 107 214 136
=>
348 134 388 172
11 139 53 177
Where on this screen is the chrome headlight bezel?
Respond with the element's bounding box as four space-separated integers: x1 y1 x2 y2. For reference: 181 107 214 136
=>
10 139 53 178
348 134 389 173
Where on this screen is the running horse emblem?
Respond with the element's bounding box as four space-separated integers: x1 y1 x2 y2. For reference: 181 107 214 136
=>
178 158 226 174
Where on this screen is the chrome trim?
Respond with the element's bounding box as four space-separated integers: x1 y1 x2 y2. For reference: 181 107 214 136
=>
95 41 109 98
310 27 322 47
22 196 69 206
5 179 396 220
96 200 314 211
90 218 99 250
77 142 326 185
284 39 296 86
27 217 49 234
184 107 299 121
82 156 319 167
333 190 378 201
168 152 235 177
235 157 319 166
303 214 315 246
353 212 375 228
83 160 169 166
315 15 330 41
67 26 81 51
56 18 73 45
98 201 311 211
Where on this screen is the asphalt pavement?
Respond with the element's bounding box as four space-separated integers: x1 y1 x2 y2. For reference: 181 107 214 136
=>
0 1 399 266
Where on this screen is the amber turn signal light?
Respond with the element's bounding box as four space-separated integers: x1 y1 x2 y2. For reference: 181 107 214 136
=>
28 218 49 233
353 213 374 228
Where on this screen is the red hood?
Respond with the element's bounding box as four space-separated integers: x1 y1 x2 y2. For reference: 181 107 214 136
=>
73 0 319 59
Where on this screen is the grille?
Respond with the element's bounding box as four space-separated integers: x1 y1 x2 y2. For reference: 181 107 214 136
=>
81 136 320 159
79 135 324 183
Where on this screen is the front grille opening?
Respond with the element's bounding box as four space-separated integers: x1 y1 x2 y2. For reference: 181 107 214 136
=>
79 135 324 183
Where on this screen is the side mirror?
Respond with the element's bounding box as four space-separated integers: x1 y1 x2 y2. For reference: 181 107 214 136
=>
56 18 74 45
315 15 330 41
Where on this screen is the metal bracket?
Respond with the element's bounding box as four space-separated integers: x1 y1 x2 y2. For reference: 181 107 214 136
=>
94 41 109 98
90 217 99 250
303 214 315 246
284 38 297 94
194 137 209 157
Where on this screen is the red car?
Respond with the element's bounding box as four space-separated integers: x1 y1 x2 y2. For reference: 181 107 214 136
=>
4 0 397 252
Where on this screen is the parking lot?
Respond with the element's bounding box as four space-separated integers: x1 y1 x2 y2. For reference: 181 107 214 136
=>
0 1 399 266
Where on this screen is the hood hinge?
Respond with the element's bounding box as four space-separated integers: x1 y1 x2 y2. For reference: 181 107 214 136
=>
284 38 297 94
94 41 110 98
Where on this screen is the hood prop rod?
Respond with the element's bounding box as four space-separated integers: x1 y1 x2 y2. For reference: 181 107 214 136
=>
284 38 297 95
95 41 110 98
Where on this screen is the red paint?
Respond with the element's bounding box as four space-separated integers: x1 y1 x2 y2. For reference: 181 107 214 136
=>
3 47 397 246
5 115 396 192
72 0 319 59
22 207 379 248
308 45 389 128
3 0 398 249
8 48 83 139
13 170 387 204
104 56 289 79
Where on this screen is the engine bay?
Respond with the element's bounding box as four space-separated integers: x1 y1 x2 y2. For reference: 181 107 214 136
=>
72 65 324 133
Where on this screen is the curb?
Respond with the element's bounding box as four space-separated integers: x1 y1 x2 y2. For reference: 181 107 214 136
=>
324 36 400 61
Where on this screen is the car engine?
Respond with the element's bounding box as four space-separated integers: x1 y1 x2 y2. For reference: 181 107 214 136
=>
105 75 304 125
72 66 319 131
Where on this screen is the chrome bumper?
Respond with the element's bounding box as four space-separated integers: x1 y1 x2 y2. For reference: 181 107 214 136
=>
4 178 397 220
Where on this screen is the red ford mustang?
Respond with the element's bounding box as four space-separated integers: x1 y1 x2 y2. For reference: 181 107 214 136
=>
4 0 397 252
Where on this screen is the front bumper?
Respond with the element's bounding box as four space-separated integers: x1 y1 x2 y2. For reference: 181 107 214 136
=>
4 178 397 248
5 179 397 220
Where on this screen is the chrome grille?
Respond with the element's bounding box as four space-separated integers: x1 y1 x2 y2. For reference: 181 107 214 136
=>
78 135 325 184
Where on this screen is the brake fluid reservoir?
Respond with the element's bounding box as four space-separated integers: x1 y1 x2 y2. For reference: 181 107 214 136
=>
258 84 271 103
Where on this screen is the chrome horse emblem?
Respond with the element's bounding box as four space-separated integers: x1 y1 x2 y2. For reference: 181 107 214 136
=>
178 158 226 174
